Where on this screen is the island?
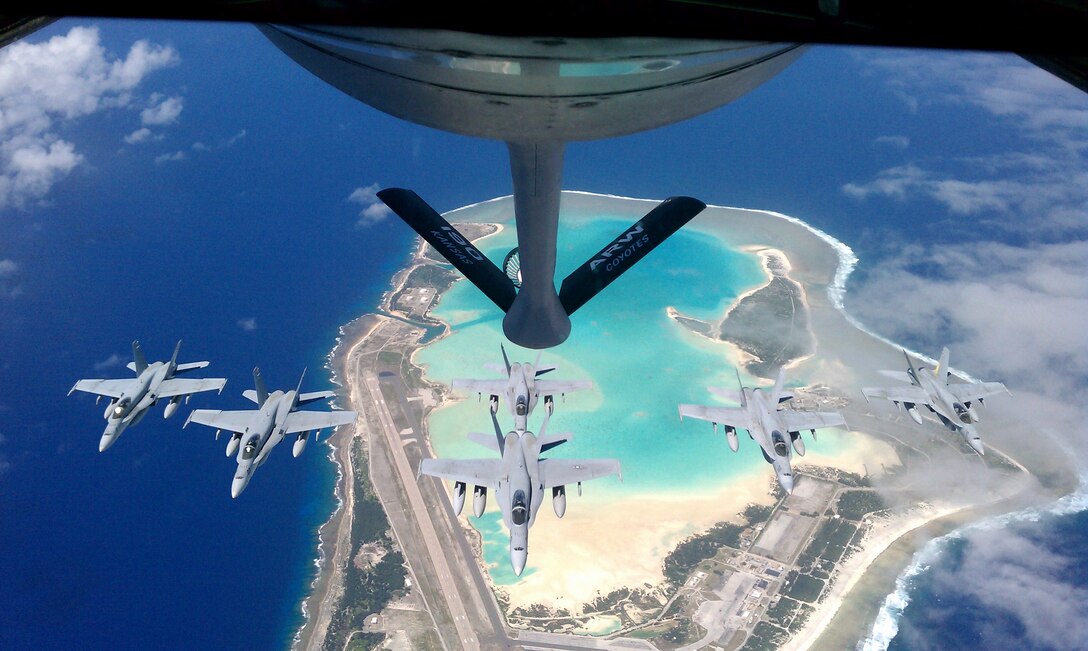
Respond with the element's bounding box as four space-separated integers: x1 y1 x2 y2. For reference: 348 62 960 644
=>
292 192 1076 651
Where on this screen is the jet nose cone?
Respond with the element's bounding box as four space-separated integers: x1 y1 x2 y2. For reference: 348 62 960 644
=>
780 475 794 495
99 431 117 452
231 476 248 499
970 438 986 456
511 549 527 577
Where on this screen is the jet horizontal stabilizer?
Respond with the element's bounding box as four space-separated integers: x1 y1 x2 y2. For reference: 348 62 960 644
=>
174 361 211 374
878 369 915 383
298 390 336 406
467 430 502 453
707 386 744 404
538 431 572 453
558 196 706 315
378 188 517 312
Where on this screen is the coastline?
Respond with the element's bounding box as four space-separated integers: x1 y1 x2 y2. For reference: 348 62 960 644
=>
293 191 1077 650
293 315 384 651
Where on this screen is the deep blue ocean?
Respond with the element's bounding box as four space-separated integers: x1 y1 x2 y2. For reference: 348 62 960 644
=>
2 18 1085 651
0 20 423 650
865 486 1088 651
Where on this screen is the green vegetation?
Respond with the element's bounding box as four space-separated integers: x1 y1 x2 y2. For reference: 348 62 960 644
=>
785 573 824 603
718 275 815 377
789 603 815 632
743 503 774 523
376 350 402 369
323 441 407 651
661 619 696 646
765 596 801 626
741 621 789 651
583 587 631 612
835 471 871 488
836 490 886 520
662 522 744 584
805 518 858 564
404 264 458 292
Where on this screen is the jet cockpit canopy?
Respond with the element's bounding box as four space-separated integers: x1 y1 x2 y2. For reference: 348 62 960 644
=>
511 489 528 525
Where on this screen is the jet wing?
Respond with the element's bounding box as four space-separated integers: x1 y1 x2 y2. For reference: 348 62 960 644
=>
861 385 931 405
186 409 257 434
877 370 915 383
156 377 226 399
451 378 508 394
947 382 1008 403
282 410 357 434
538 458 621 489
535 379 593 394
68 378 135 398
779 410 847 432
678 404 754 431
420 458 504 489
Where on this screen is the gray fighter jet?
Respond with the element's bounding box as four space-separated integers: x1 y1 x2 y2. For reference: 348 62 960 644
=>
452 344 593 431
184 368 356 498
69 340 226 452
679 369 846 494
421 409 620 576
862 348 1008 456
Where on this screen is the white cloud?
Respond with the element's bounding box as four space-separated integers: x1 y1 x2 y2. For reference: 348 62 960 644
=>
848 239 1088 389
236 317 257 331
123 127 152 144
93 353 124 371
845 51 1088 237
222 129 246 147
347 183 381 205
154 150 185 165
347 182 392 227
191 129 246 153
0 259 17 277
874 135 910 150
358 202 392 227
857 50 1088 141
0 26 178 209
140 94 183 126
898 526 1088 651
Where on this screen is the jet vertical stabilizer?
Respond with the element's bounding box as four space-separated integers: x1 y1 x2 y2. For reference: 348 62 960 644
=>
936 347 951 378
770 367 788 405
253 367 269 406
132 340 148 374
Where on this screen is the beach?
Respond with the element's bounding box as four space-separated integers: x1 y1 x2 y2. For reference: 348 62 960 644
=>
297 190 1053 650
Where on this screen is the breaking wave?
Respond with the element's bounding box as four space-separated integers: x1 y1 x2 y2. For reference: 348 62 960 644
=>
858 473 1088 650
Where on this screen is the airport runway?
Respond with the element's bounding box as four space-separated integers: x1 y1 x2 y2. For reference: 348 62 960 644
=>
361 362 481 651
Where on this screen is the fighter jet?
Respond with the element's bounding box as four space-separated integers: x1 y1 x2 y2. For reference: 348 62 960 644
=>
862 347 1008 456
69 340 227 452
452 344 593 431
258 27 805 347
679 369 846 494
184 368 356 498
421 409 620 576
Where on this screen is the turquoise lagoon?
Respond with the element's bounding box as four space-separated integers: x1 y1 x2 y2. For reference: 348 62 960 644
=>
414 195 858 586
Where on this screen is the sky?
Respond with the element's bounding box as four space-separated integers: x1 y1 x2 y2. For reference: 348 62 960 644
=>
1 17 1086 650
